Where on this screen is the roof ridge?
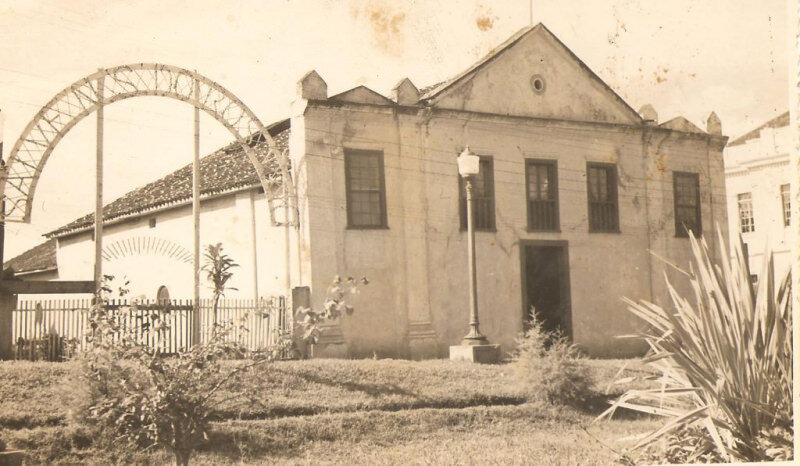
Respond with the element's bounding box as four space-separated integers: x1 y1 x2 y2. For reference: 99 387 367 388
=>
418 23 642 124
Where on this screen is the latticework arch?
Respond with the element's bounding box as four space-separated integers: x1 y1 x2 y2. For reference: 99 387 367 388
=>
0 63 294 225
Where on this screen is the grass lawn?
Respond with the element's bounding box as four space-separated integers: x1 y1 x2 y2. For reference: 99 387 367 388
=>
0 358 660 464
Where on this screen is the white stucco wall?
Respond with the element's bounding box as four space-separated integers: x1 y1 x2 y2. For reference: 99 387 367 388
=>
724 125 792 278
53 189 290 301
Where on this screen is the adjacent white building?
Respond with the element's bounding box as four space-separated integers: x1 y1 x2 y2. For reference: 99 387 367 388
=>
724 111 792 279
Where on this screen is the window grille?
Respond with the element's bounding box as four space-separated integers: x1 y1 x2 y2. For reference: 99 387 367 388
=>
781 184 790 227
738 193 754 233
587 163 619 232
673 172 701 237
459 157 495 231
526 160 559 231
344 149 387 229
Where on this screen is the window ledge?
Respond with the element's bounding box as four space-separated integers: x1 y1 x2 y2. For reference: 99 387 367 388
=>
346 225 390 231
588 229 622 234
527 229 562 233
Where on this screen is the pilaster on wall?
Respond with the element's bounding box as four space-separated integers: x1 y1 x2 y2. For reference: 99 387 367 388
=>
290 71 350 357
639 128 655 307
641 129 670 308
707 137 729 263
407 321 439 359
290 96 316 291
314 324 348 357
400 114 439 359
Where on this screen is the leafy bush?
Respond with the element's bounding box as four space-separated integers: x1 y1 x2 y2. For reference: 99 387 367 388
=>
70 261 367 465
600 232 793 463
294 275 368 345
512 314 594 406
72 298 284 466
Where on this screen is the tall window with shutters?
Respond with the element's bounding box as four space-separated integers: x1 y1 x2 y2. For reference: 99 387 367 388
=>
459 156 495 231
781 184 790 226
344 149 387 229
738 192 754 233
525 159 559 231
586 162 619 232
673 172 701 237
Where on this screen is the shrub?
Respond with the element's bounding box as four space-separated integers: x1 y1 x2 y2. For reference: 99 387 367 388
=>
72 267 366 465
600 232 793 463
73 304 281 466
512 314 594 406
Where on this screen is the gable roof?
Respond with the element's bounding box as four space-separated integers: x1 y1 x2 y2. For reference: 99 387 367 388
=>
419 23 642 123
46 120 290 238
3 239 57 276
728 111 790 147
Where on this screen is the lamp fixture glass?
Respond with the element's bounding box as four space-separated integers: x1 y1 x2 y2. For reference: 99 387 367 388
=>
457 146 480 177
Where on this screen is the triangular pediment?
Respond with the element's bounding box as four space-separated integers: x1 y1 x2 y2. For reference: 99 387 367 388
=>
421 24 642 125
659 117 705 134
330 86 394 106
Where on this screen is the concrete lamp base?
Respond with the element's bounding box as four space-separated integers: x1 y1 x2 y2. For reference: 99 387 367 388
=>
0 450 24 466
449 344 500 364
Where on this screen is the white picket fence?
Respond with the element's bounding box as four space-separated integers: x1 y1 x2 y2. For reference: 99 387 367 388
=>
12 296 288 360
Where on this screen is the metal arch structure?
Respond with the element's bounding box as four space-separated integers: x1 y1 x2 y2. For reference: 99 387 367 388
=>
0 63 295 226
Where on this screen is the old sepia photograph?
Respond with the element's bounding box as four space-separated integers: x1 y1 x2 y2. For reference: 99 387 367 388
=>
0 1 795 464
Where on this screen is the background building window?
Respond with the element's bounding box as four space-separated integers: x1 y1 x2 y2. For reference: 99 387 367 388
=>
586 162 619 232
738 192 754 233
673 172 701 237
459 156 495 231
525 160 559 231
781 184 790 226
344 149 387 229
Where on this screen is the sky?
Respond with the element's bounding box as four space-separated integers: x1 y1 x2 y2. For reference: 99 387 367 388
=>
0 0 791 259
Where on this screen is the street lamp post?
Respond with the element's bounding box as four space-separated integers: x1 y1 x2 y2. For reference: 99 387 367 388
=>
449 146 498 363
457 146 488 346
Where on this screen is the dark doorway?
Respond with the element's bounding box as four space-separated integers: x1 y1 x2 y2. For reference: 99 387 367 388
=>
521 242 571 338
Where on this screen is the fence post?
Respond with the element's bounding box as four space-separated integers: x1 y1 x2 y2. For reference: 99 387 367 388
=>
0 289 17 360
291 286 310 359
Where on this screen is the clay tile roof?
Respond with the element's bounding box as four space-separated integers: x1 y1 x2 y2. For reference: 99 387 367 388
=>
46 119 290 238
728 111 790 147
3 238 57 275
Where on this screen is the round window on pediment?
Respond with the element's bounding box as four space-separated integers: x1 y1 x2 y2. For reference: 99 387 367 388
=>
530 74 546 94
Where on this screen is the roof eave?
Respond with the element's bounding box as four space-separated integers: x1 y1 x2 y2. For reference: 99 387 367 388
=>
10 266 58 277
46 183 271 239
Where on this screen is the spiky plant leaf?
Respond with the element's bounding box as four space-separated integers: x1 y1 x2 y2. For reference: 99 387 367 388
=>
599 229 792 463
